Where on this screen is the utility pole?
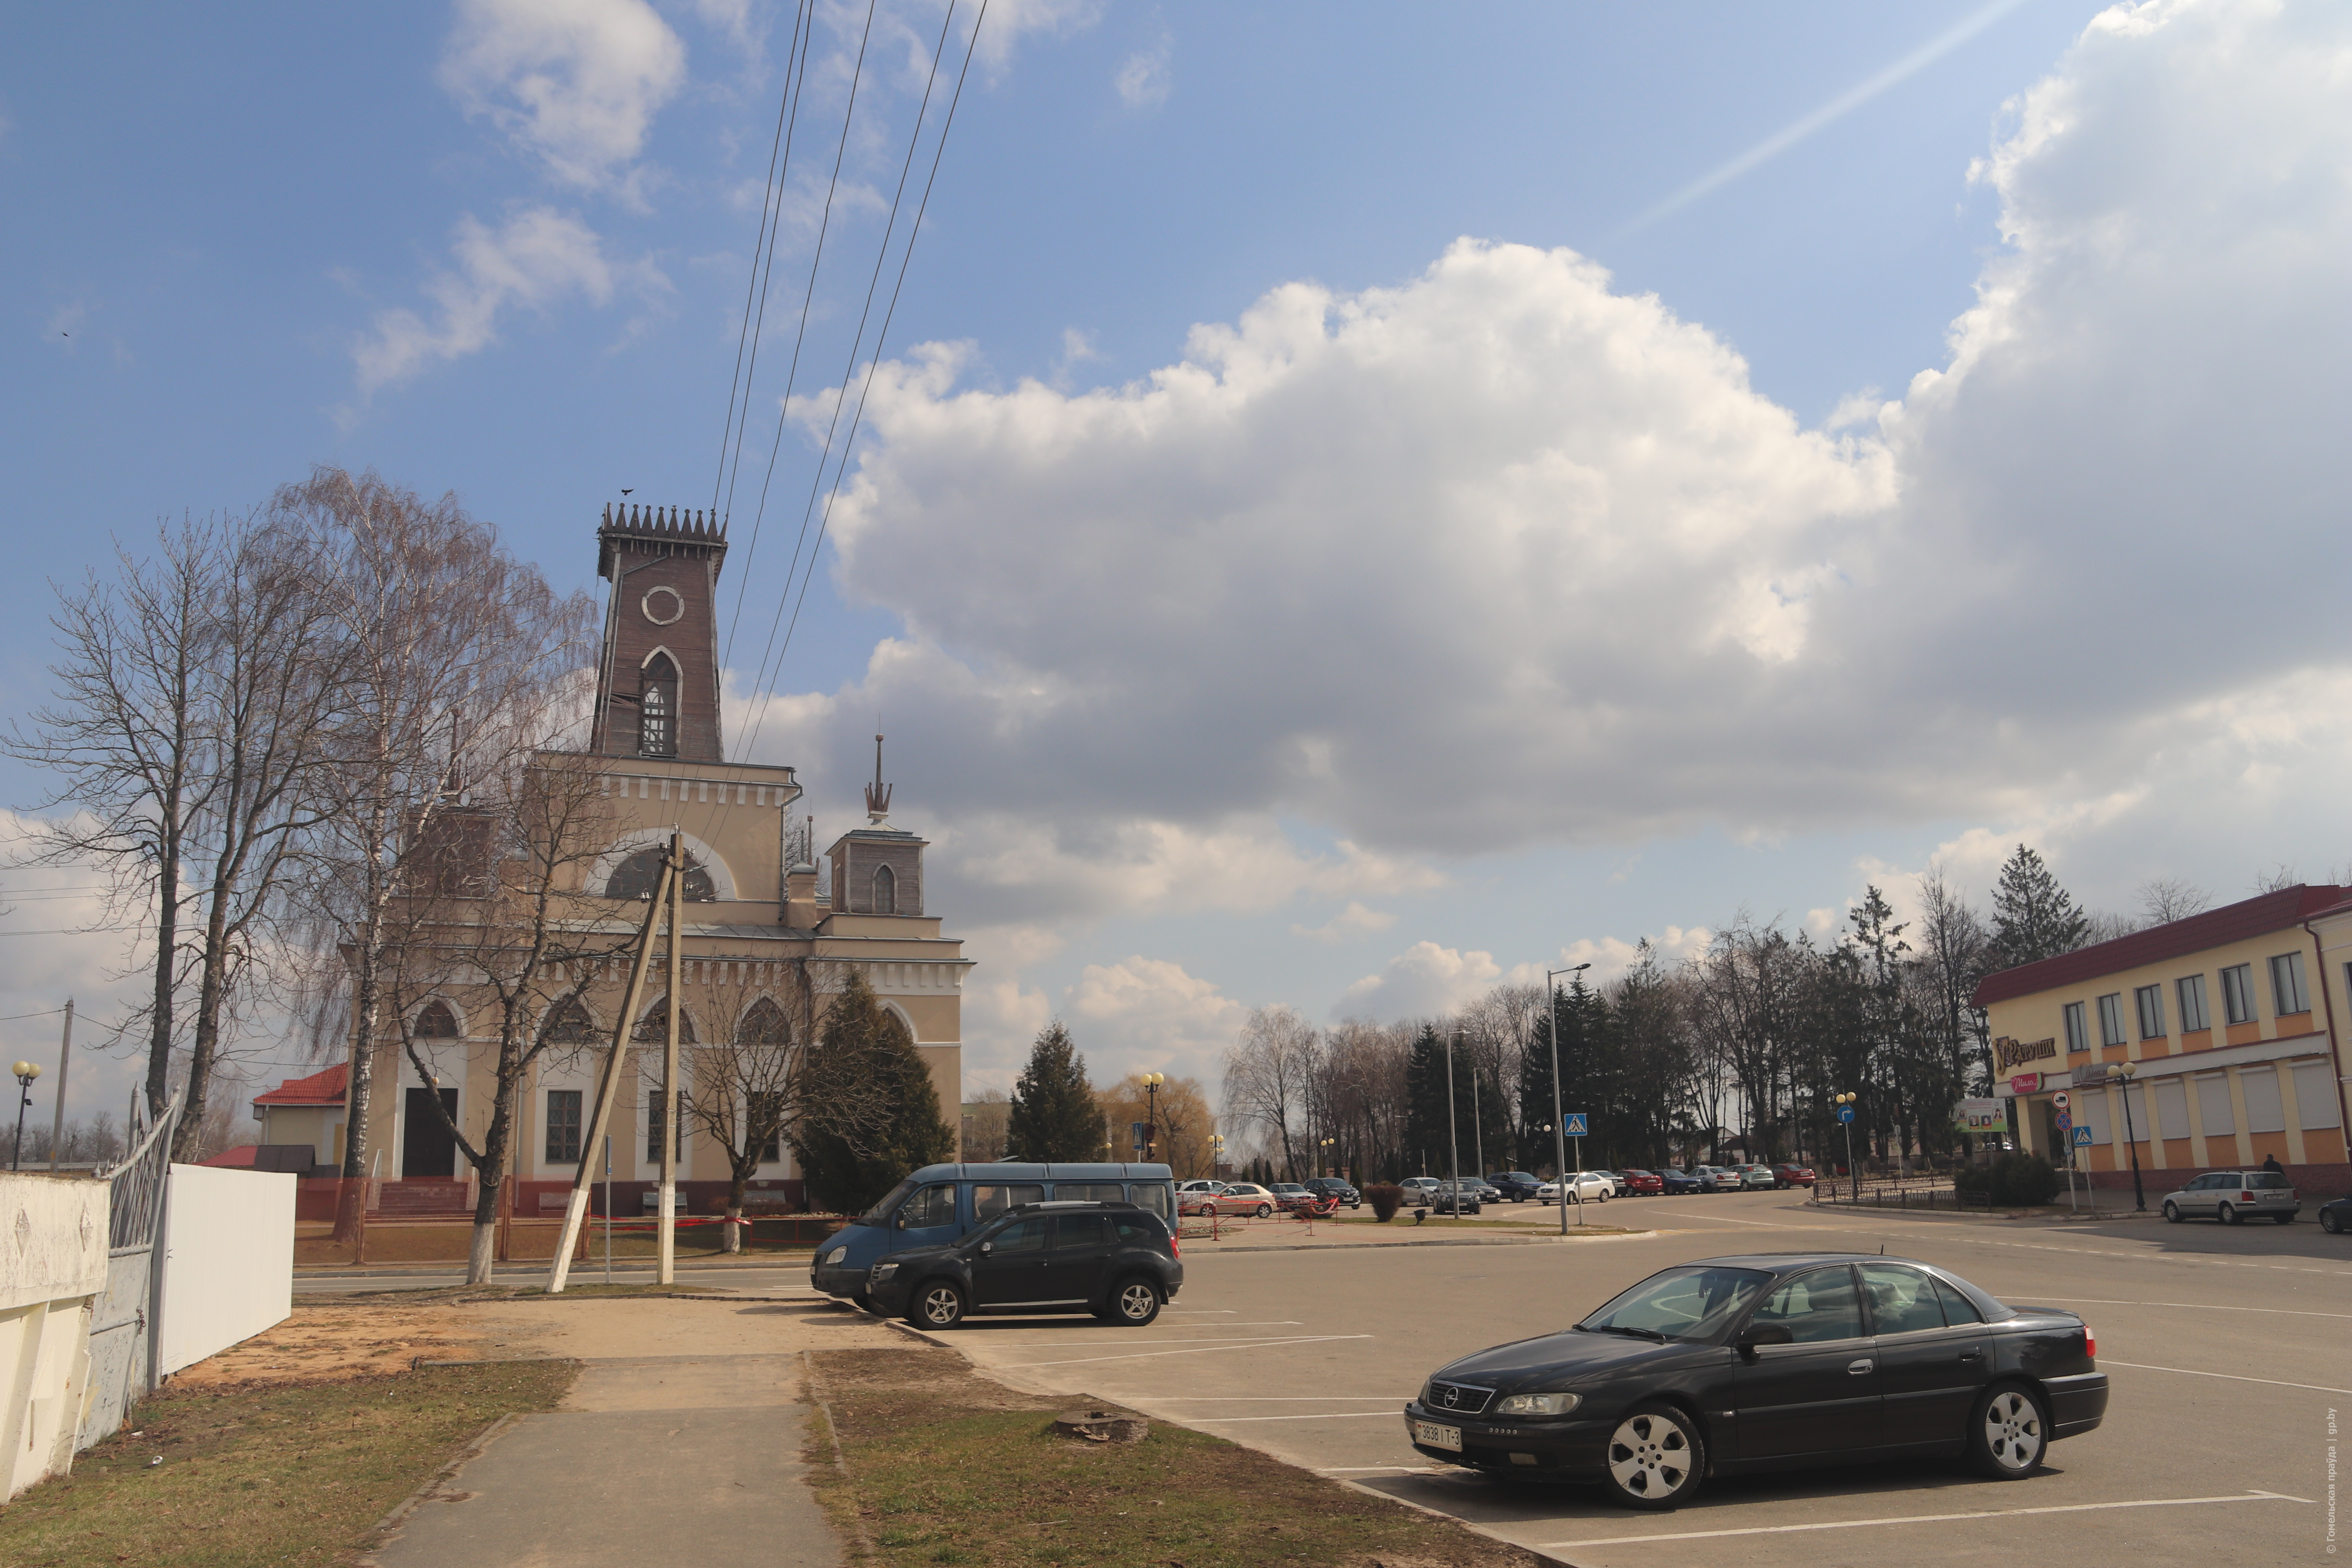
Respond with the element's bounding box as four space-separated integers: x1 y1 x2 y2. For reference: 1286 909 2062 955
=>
1444 1029 1461 1216
47 1000 73 1172
659 828 684 1285
1545 964 1590 1237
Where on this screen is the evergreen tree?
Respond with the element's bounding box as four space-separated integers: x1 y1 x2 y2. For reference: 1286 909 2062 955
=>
1988 845 2089 971
1006 1019 1101 1161
788 971 955 1214
1404 1025 1448 1176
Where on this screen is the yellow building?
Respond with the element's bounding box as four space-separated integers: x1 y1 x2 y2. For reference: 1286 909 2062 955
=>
344 505 967 1210
1971 885 2351 1192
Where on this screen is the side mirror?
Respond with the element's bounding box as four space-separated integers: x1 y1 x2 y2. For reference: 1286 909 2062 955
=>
895 1215 907 1228
1737 1323 1793 1356
978 1241 993 1255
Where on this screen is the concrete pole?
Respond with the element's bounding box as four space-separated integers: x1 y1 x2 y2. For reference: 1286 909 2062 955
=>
659 828 684 1285
1444 1030 1461 1215
47 1000 73 1172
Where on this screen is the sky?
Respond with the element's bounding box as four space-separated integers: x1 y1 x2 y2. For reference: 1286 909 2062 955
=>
4 0 2349 1125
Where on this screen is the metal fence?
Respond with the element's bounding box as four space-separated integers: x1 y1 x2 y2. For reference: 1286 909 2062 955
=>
77 1094 180 1452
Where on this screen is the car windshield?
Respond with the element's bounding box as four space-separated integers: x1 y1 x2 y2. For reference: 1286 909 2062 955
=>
858 1178 920 1227
1580 1266 1772 1342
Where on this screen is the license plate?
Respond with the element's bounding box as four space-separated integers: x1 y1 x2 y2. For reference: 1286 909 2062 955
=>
1412 1419 1462 1451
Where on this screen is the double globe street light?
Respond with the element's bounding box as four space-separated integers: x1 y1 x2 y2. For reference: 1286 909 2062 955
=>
10 1060 40 1171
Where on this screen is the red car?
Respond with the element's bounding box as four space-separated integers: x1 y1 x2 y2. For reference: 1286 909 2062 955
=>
1771 1163 1816 1189
1617 1169 1664 1195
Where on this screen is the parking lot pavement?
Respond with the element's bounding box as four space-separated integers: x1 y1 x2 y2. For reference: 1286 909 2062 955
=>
914 1191 2346 1568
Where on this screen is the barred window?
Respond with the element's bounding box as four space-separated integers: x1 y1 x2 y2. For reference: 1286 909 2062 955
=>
546 1090 582 1163
639 653 678 757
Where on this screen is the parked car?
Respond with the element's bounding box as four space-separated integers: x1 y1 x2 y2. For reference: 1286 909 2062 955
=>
1404 1251 2106 1508
1270 1182 1331 1213
1659 1168 1704 1196
1207 1182 1279 1218
2319 1194 2352 1234
2158 1170 2300 1225
866 1200 1183 1329
1432 1179 1485 1215
1771 1163 1817 1190
1617 1169 1664 1196
1700 1165 1741 1192
1485 1172 1543 1202
1177 1179 1226 1194
1735 1164 1778 1191
1538 1172 1612 1205
1304 1176 1361 1208
1400 1176 1443 1207
1177 1187 1224 1217
1588 1172 1623 1198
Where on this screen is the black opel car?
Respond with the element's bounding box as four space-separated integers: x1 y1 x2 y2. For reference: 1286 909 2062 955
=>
864 1200 1182 1329
1404 1252 2105 1509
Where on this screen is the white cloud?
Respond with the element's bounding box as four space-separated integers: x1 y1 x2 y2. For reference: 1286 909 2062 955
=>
352 207 624 395
1505 926 1715 987
1066 955 1248 1076
1339 942 1504 1021
1291 901 1397 944
1114 36 1171 109
440 0 687 196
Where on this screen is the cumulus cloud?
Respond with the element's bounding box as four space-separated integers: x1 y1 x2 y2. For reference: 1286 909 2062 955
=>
1291 901 1397 943
352 207 630 396
440 0 687 196
1338 942 1504 1020
1066 955 1248 1071
1114 36 1171 109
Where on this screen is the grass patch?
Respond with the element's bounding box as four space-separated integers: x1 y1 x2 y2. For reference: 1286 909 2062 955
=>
0 1361 577 1568
805 1346 1544 1568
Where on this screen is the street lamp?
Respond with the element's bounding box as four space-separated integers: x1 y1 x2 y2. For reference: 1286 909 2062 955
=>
10 1061 40 1171
1833 1092 1859 1203
1318 1136 1336 1178
1208 1131 1225 1179
1544 964 1592 1237
2114 1061 2146 1212
1141 1071 1165 1160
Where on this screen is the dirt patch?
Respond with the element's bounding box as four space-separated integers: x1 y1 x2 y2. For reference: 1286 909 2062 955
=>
169 1298 497 1386
805 1345 1549 1568
466 1294 902 1362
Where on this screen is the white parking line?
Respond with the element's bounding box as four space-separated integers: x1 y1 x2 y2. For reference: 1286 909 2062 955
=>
1541 1490 2310 1548
1006 1333 1373 1369
2099 1360 2352 1396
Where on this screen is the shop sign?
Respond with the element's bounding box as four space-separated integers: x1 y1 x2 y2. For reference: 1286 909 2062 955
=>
1954 1097 2011 1132
1992 1036 2058 1072
2070 1062 2118 1087
2009 1073 2042 1096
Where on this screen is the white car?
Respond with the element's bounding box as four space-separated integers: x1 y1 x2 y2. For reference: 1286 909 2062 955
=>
1399 1176 1443 1207
1536 1172 1612 1205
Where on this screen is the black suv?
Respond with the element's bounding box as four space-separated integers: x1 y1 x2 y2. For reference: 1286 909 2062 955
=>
865 1200 1183 1330
1304 1176 1361 1208
1485 1171 1543 1202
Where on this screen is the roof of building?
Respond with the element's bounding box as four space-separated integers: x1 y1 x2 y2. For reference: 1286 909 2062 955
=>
1971 884 2348 1007
252 1062 349 1108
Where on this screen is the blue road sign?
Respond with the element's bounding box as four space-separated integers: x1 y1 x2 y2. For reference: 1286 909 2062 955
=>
1563 1114 1588 1136
1837 1105 1855 1123
2073 1125 2094 1147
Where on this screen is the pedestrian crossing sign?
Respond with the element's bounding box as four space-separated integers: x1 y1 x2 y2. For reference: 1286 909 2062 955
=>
1563 1114 1588 1136
2072 1126 2093 1147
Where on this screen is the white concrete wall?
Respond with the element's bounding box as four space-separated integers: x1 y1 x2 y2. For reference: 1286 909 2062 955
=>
0 1173 109 1499
158 1165 294 1377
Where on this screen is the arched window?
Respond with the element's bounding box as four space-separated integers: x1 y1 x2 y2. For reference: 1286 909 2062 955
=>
873 863 897 915
414 1000 460 1038
541 997 595 1044
632 997 697 1045
738 998 790 1046
639 652 678 757
603 847 715 902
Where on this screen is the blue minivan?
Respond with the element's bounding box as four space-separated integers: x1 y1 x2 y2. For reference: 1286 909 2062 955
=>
811 1162 1177 1308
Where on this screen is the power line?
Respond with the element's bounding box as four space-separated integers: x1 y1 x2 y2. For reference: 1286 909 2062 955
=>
732 0 992 767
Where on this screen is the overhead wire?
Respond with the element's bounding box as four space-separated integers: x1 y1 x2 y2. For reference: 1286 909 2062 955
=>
731 0 991 769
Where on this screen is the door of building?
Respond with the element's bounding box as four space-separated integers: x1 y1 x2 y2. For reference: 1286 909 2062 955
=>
401 1087 460 1178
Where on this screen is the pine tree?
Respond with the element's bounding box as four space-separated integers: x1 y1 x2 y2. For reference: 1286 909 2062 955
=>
1006 1019 1101 1161
1988 845 2089 971
787 971 955 1214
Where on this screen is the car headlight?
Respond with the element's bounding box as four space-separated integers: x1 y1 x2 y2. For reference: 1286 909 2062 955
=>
825 1247 848 1265
869 1262 898 1283
1493 1392 1580 1416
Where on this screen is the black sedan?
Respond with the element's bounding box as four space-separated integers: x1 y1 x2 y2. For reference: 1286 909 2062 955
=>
1404 1252 2105 1509
864 1200 1183 1330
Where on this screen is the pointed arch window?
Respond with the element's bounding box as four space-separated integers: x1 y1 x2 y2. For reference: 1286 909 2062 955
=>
414 1000 460 1039
738 998 790 1046
632 997 697 1045
873 863 897 915
639 652 678 757
541 998 595 1044
604 846 715 902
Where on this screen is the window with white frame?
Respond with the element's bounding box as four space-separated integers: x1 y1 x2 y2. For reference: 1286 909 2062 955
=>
2221 964 2257 1025
2177 973 2210 1033
2134 984 2166 1040
2063 1001 2090 1054
2096 993 2127 1048
2269 951 2310 1016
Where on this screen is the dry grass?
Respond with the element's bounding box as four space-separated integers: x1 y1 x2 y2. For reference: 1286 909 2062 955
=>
0 1361 577 1568
804 1346 1548 1568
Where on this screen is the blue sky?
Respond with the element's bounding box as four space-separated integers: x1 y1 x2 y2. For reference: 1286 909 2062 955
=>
6 1 2348 1113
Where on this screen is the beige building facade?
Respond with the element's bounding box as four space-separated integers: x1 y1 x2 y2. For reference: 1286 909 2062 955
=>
343 505 966 1207
1971 885 2352 1192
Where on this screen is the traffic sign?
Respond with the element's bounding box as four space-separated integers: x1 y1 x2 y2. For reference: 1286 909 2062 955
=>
2051 1091 2069 1111
2072 1125 2094 1147
2055 1110 2072 1134
1837 1105 1855 1124
1563 1114 1588 1136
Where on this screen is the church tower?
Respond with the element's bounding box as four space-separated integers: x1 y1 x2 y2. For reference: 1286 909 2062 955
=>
589 504 727 763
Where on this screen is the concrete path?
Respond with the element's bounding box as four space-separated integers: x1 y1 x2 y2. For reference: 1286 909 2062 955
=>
368 1354 842 1568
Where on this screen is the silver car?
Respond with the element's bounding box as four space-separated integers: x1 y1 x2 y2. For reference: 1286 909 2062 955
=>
2160 1170 2299 1225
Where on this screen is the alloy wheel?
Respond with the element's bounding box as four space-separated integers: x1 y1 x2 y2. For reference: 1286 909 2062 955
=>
1980 1388 2044 1472
2220 1203 2239 1225
1606 1410 1695 1504
918 1283 964 1328
1117 1281 1158 1321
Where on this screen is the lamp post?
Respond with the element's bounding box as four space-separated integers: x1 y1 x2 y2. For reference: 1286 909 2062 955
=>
1318 1136 1336 1178
10 1061 39 1171
1834 1091 1859 1203
2114 1061 2146 1212
1141 1071 1165 1160
1443 1029 1461 1216
1544 964 1591 1237
1208 1131 1225 1179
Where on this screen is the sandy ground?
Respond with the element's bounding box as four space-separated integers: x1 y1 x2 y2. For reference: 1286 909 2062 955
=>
169 1297 490 1385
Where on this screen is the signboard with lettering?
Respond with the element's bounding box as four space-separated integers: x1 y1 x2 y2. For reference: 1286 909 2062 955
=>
1954 1098 2011 1132
1993 1036 2059 1072
2009 1073 2043 1096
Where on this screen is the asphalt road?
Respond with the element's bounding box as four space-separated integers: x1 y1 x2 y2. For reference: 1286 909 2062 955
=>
902 1189 2347 1568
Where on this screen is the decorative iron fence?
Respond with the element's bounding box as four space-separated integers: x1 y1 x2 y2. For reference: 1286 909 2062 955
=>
77 1093 180 1451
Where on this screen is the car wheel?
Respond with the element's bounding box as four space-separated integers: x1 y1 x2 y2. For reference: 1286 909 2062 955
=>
2161 1201 2181 1223
1256 1203 1272 1218
2219 1202 2240 1225
2324 1209 2343 1234
1967 1382 2049 1478
1601 1402 1705 1510
909 1279 966 1330
1105 1276 1162 1326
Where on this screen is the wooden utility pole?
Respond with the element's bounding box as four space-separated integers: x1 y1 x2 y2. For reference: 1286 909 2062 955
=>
546 850 676 1294
46 1000 73 1173
658 827 684 1285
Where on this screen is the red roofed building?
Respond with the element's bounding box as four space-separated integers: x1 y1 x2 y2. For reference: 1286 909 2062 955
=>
249 1063 350 1171
1970 885 2352 1195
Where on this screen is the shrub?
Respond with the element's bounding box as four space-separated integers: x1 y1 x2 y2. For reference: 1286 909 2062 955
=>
1958 1153 2061 1207
1365 1183 1404 1222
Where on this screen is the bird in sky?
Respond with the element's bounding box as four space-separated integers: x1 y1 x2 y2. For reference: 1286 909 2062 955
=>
621 488 633 496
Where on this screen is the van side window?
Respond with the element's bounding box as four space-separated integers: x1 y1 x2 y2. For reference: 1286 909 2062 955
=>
971 1184 1044 1221
1132 1184 1171 1218
899 1185 956 1228
1051 1183 1125 1203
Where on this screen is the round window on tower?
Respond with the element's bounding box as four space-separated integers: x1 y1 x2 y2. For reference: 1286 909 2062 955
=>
641 586 684 626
